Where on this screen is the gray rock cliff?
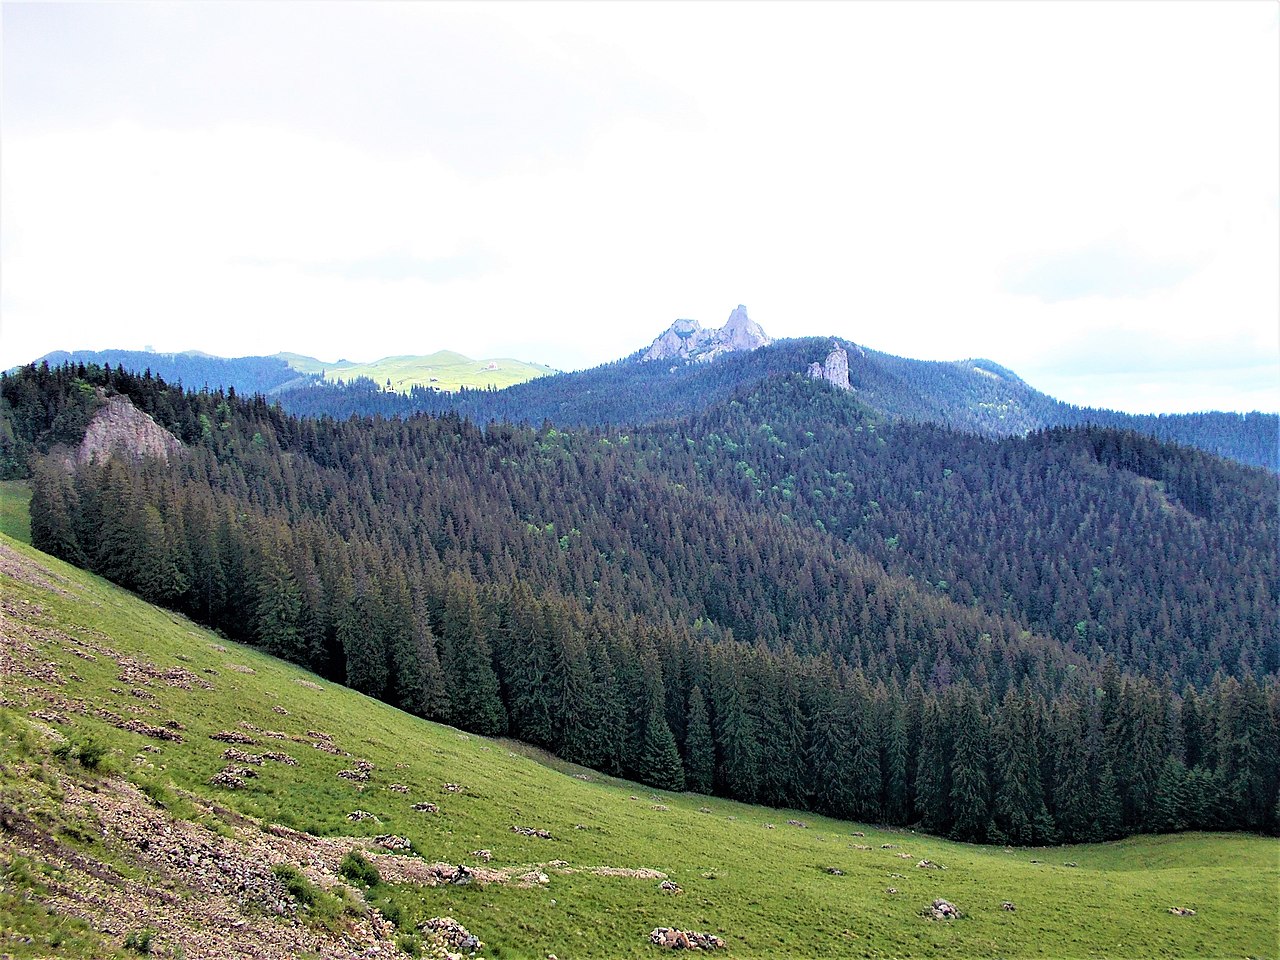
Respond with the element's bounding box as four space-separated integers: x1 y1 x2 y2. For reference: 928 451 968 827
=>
641 305 772 363
807 343 852 391
77 394 183 466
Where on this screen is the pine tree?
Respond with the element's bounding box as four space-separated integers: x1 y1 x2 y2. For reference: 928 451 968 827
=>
948 685 990 842
440 573 506 736
684 685 715 795
639 686 686 792
1152 757 1188 833
339 571 389 699
1091 759 1124 841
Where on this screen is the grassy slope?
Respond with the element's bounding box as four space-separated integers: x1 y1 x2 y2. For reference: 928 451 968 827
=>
277 351 555 394
0 511 1276 958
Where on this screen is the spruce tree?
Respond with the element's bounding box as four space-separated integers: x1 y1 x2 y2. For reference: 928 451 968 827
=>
441 573 507 736
684 685 715 795
639 686 686 792
948 686 990 843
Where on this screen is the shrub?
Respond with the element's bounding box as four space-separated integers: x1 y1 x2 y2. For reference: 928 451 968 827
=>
340 850 381 887
124 928 156 953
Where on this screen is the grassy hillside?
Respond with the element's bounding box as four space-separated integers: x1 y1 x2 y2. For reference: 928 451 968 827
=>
1 514 1276 958
278 351 555 394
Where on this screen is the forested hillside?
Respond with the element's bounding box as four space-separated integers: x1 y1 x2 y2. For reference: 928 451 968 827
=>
2 360 1277 845
36 349 316 396
273 338 1280 470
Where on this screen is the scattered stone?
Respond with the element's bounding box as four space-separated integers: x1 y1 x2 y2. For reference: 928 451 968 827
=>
917 859 945 870
927 899 960 920
825 867 845 876
886 887 898 894
306 730 334 742
1063 861 1079 868
1002 901 1016 911
515 870 550 887
221 765 258 780
660 880 683 894
511 825 553 839
449 865 473 886
271 704 288 715
896 852 913 859
120 718 184 742
374 835 411 852
852 844 871 850
881 843 896 849
443 782 464 793
572 774 592 781
1168 907 1196 916
294 679 323 691
573 824 589 831
347 810 380 823
787 819 807 828
310 740 343 755
764 824 776 830
337 769 369 783
387 783 409 793
262 751 298 766
211 644 228 652
651 804 669 812
471 849 493 862
649 927 726 950
548 860 569 867
209 769 245 790
226 664 256 674
221 748 263 765
851 831 865 837
698 807 712 814
419 917 483 953
412 802 439 814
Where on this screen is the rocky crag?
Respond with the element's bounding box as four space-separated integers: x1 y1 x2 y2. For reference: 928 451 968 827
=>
641 305 772 363
807 342 855 391
76 394 182 466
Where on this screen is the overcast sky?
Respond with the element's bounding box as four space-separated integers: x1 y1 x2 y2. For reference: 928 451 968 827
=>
3 1 1277 413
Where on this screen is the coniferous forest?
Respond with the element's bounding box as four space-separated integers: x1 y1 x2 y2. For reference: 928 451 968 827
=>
3 359 1277 844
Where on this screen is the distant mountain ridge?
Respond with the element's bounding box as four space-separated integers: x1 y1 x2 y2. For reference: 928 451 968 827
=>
22 310 1279 470
27 348 556 396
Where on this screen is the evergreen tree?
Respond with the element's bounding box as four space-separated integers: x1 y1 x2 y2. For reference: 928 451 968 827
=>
949 685 991 842
683 685 715 794
1152 757 1188 833
440 573 507 736
639 685 686 792
1091 759 1124 841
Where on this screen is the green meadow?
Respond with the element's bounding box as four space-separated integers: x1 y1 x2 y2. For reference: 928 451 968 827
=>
277 351 555 394
0 494 1275 959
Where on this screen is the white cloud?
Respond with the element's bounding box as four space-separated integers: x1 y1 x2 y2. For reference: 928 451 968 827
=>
2 1 1276 413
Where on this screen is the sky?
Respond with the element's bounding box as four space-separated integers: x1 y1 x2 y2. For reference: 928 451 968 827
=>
2 1 1277 414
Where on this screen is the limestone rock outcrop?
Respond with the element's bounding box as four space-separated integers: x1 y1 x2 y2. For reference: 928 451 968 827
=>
807 343 852 390
641 305 772 363
77 394 182 466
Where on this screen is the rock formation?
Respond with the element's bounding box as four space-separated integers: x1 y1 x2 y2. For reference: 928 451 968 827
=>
76 394 182 466
641 305 772 363
807 343 852 390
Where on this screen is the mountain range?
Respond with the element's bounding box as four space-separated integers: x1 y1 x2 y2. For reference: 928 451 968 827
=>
30 308 1275 470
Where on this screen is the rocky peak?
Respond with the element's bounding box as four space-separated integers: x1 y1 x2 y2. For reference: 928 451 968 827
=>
807 343 852 391
641 306 772 363
77 394 183 466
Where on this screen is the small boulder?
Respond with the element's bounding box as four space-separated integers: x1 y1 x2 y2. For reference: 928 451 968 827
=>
927 899 960 920
649 927 726 950
1002 901 1016 912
